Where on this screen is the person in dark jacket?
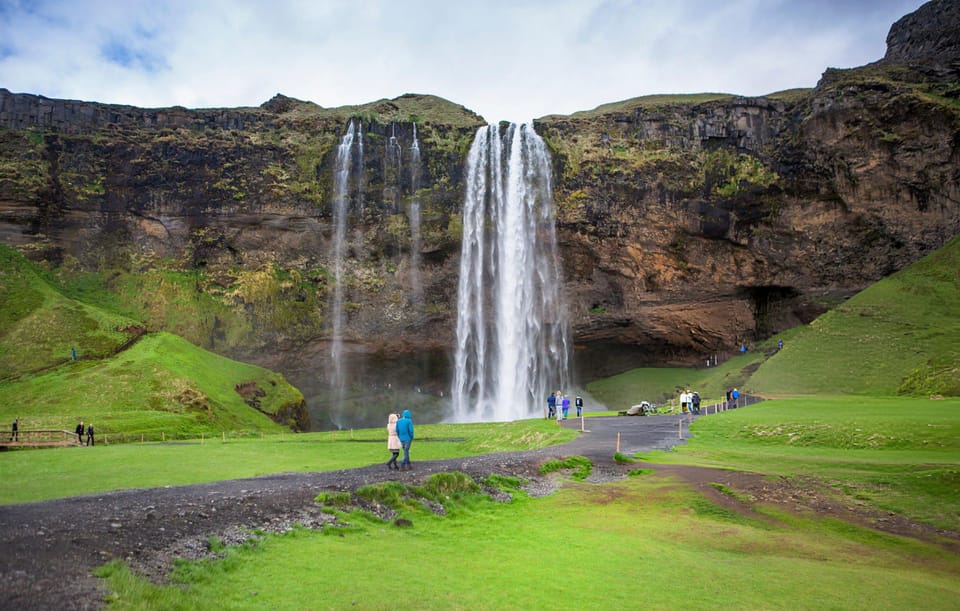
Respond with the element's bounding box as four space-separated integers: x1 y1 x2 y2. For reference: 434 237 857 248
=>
575 396 583 417
10 418 18 441
396 409 414 470
85 423 95 446
546 393 556 419
75 421 84 444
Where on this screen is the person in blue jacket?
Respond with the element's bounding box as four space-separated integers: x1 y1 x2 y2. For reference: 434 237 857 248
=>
396 409 414 470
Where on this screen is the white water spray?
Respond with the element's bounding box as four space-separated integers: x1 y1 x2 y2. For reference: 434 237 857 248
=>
451 123 571 422
409 123 423 306
330 120 355 409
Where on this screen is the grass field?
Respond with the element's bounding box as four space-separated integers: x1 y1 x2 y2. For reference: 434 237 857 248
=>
0 419 576 505
94 468 960 610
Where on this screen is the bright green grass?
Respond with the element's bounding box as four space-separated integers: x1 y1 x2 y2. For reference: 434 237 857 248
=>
0 245 138 376
749 236 960 397
95 475 960 610
0 332 303 437
0 419 575 504
586 347 768 409
645 396 960 532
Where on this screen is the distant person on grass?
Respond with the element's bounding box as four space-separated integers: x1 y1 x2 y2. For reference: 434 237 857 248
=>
10 418 18 441
75 420 84 444
396 409 414 470
575 396 583 417
85 423 95 447
386 413 401 471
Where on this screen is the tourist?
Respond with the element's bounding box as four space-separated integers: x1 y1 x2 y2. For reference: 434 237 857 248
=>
562 395 570 419
575 396 583 417
85 422 95 446
396 409 414 470
555 392 563 423
732 388 740 408
10 418 18 442
75 420 84 444
691 391 701 414
778 339 784 351
547 393 556 419
679 389 689 413
386 413 401 470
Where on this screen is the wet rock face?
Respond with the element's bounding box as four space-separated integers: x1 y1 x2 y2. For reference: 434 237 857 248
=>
883 0 960 80
0 1 958 374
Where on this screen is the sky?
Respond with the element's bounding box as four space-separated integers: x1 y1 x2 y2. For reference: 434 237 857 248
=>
0 0 930 123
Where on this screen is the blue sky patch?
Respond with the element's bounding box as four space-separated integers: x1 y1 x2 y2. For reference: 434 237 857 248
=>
100 39 165 73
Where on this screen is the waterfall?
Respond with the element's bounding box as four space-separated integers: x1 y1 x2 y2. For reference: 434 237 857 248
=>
356 122 365 216
451 123 571 422
409 123 423 306
386 123 402 212
329 120 356 418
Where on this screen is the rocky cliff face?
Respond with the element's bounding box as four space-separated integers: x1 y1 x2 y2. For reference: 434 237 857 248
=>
1 1 958 424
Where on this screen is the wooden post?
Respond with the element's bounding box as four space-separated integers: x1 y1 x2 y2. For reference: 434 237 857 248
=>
678 418 683 439
580 414 585 432
616 432 621 453
162 431 165 442
222 431 226 442
141 433 144 443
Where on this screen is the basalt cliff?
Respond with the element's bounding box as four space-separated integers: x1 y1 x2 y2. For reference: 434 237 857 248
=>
1 1 958 421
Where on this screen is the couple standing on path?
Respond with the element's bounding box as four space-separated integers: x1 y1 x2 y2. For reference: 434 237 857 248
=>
386 410 414 470
75 421 95 446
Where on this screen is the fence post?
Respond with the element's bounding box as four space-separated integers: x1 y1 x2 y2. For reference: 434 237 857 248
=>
616 432 621 453
222 431 226 442
678 418 683 439
162 431 165 442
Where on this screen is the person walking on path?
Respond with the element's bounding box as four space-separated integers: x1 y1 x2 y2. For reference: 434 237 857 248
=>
562 395 570 419
396 409 414 470
731 388 740 408
10 418 18 441
85 423 95 446
75 420 84 444
547 393 556 419
575 396 583 417
691 391 701 415
386 413 401 470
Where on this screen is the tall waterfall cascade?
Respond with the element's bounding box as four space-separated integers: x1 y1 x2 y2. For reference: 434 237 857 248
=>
409 123 423 306
329 120 357 419
451 123 571 422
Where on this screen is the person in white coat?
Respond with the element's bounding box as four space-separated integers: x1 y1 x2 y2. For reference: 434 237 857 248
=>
386 413 401 470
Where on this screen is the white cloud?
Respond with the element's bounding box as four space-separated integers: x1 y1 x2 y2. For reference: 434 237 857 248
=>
0 0 929 122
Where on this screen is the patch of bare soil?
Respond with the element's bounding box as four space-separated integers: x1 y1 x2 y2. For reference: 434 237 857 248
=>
650 463 960 553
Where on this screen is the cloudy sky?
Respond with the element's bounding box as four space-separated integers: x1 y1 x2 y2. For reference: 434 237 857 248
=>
0 0 928 122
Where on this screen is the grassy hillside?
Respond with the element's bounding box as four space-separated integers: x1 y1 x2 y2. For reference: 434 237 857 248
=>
0 245 306 435
748 235 960 397
0 246 140 378
0 332 303 437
